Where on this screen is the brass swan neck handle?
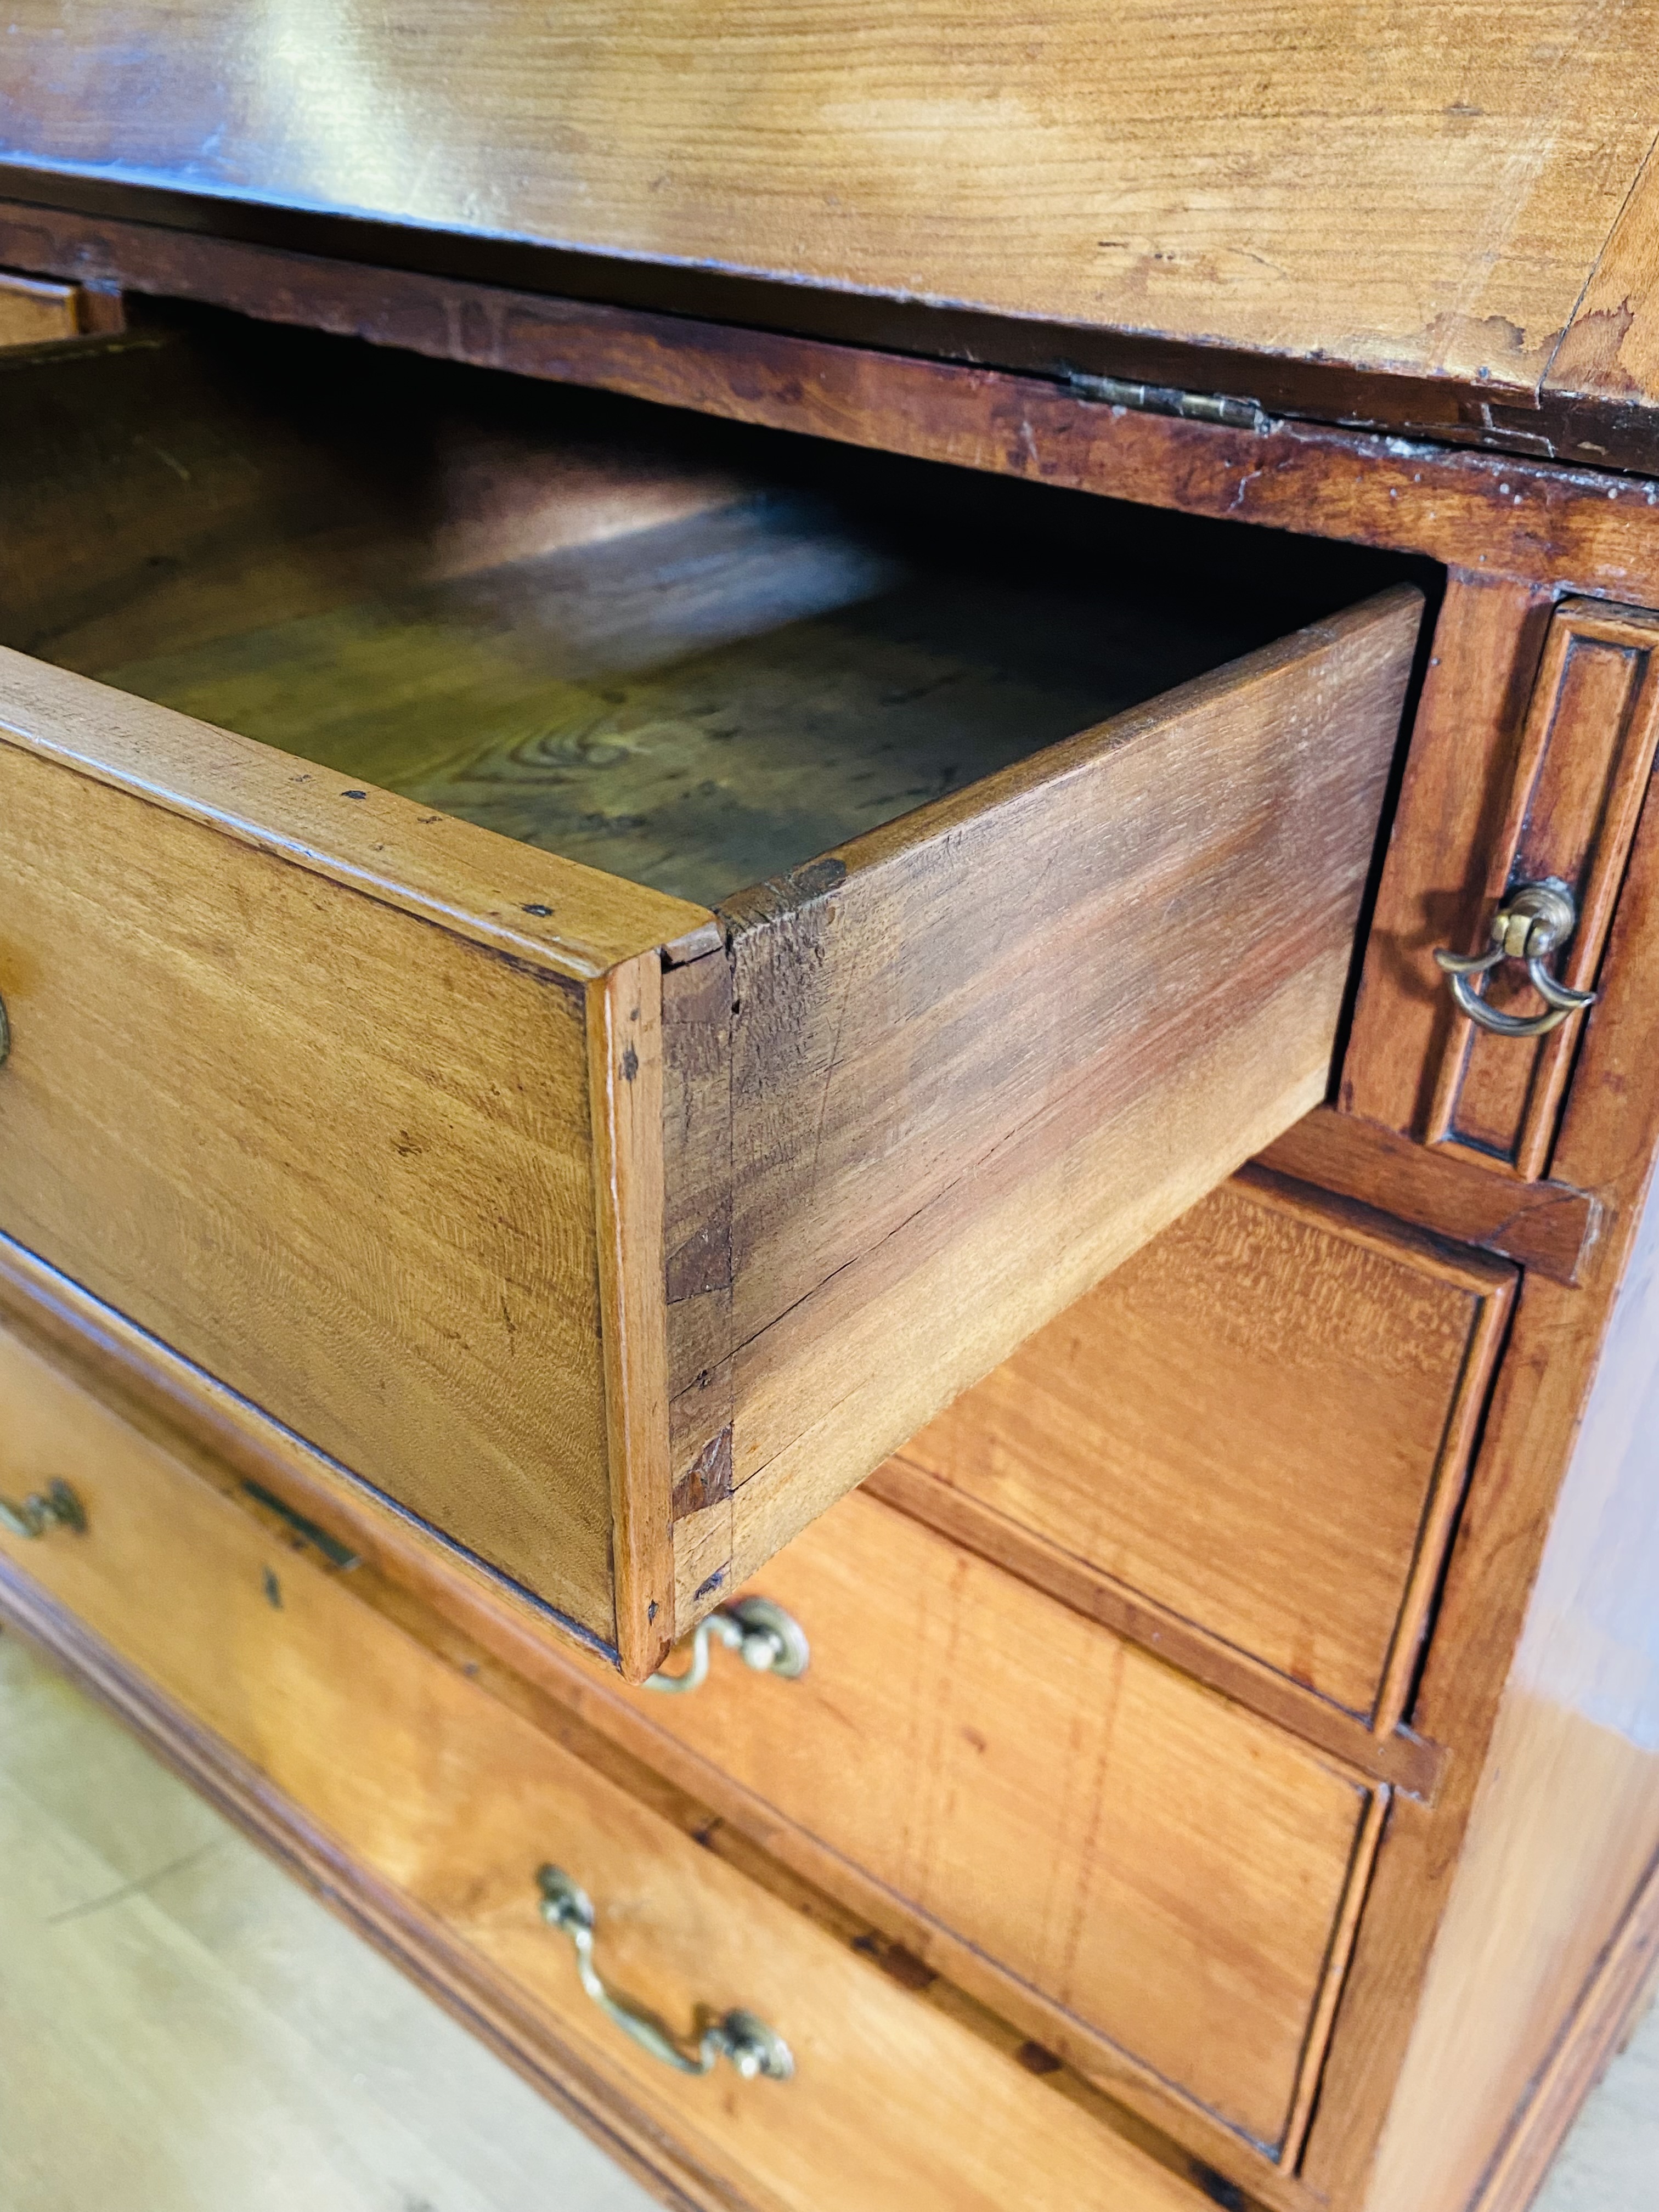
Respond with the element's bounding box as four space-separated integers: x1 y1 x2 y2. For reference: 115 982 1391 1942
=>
1435 879 1597 1040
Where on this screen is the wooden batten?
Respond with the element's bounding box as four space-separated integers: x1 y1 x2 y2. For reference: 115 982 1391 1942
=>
586 952 676 1678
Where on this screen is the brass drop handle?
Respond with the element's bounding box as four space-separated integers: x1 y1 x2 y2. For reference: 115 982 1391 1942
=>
0 1477 87 1541
537 1865 794 2081
645 1596 809 1695
1434 879 1598 1040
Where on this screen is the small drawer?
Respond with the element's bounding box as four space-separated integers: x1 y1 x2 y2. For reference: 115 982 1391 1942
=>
0 311 1421 1677
895 1170 1516 1723
0 1321 1211 2212
585 1485 1381 2157
0 269 122 345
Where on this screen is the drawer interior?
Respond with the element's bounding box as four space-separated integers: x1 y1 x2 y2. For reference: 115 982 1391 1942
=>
2 306 1427 910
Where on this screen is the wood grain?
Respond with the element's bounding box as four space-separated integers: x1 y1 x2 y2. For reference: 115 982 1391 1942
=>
82 479 1312 914
659 591 1422 1625
0 650 709 988
1425 599 1659 1177
0 679 624 1637
22 199 1659 548
0 312 1425 1664
896 1170 1513 1724
0 1325 1220 2212
568 1486 1378 2157
0 1198 1430 2204
866 1452 1445 1797
1543 139 1659 445
1257 1106 1602 1285
7 318 1375 914
0 0 1654 419
0 323 753 744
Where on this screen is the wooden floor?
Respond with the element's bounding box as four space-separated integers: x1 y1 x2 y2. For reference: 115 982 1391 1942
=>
1 1623 1652 2212
0 1628 657 2212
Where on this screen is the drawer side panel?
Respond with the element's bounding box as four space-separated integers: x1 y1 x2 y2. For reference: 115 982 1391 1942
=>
670 588 1422 1621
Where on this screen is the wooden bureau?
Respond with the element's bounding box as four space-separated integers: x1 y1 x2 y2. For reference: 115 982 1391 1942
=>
1 12 1657 2211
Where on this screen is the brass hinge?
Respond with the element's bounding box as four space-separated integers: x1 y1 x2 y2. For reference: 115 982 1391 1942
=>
1063 370 1268 433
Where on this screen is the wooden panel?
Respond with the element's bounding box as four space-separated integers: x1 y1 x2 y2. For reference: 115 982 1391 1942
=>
0 1323 1214 2212
664 591 1423 1626
898 1172 1513 1724
866 1454 1444 1795
1 1 1655 417
0 656 701 1647
588 1487 1378 2155
1425 599 1659 1176
1257 1105 1601 1285
0 1208 1416 2205
1472 1853 1659 2212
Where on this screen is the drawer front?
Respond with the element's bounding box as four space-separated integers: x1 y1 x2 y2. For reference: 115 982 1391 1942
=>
0 707 628 1648
600 1486 1378 2153
0 324 1421 1680
897 1171 1515 1722
0 1323 1209 2212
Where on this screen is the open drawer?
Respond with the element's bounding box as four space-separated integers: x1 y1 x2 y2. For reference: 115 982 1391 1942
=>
0 311 1423 1676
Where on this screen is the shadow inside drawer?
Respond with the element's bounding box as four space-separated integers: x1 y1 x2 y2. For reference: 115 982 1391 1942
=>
4 302 1432 909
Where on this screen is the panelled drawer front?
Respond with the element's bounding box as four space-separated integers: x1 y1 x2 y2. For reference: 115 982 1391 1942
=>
896 1171 1515 1722
0 1322 1209 2212
604 1486 1379 2153
1424 597 1659 1173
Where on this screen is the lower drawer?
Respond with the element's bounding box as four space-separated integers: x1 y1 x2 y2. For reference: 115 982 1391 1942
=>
896 1170 1515 1722
0 1320 1207 2212
582 1487 1381 2154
